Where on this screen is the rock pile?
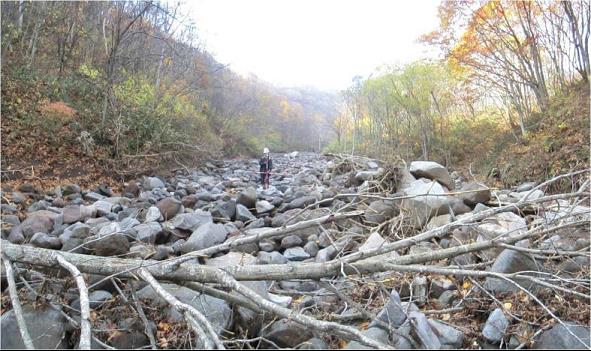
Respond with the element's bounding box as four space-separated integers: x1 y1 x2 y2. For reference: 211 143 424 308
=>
1 152 589 349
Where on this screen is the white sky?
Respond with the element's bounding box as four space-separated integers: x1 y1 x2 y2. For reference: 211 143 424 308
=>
181 0 441 91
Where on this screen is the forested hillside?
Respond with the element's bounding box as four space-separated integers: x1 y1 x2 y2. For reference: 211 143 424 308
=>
1 1 338 188
329 0 589 187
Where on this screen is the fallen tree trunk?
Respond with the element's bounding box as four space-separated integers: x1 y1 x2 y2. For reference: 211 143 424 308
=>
3 219 586 283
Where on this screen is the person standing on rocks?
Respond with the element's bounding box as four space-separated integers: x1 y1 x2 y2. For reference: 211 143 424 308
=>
259 147 273 189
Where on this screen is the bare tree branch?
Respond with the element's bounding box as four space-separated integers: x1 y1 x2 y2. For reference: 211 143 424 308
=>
55 255 91 350
2 256 35 350
138 268 224 349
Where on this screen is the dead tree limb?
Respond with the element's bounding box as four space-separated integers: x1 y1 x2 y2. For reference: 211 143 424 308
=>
137 268 224 350
130 283 158 350
55 255 91 350
2 220 587 284
518 169 590 203
2 257 35 350
164 210 364 267
17 276 115 350
384 264 589 300
207 268 391 349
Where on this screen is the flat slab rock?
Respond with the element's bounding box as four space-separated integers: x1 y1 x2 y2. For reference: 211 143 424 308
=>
534 323 590 349
482 308 509 343
1 305 68 349
345 327 390 349
137 283 232 333
264 318 314 347
409 160 454 189
283 246 311 261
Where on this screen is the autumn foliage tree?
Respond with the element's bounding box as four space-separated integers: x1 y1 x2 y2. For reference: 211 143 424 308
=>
330 0 589 174
423 0 590 136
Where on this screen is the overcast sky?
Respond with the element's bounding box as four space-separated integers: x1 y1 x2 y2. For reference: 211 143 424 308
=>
181 0 441 91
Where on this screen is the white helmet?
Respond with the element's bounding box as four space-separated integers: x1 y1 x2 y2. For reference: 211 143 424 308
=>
263 147 270 154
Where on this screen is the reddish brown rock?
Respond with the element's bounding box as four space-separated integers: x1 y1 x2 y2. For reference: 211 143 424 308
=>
156 198 182 220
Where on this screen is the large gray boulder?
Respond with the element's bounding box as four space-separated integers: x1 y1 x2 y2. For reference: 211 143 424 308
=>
281 235 303 249
483 249 541 293
20 210 60 238
30 232 62 249
156 198 182 220
93 200 113 217
409 161 454 189
429 320 464 348
137 283 231 334
409 311 441 349
401 179 450 226
358 232 386 252
235 204 256 222
237 187 257 209
257 251 288 265
284 246 311 261
370 289 407 329
1 305 67 349
142 176 165 190
482 308 509 343
134 222 163 244
59 223 91 252
534 323 590 349
364 200 399 224
62 205 97 224
167 211 212 231
84 232 129 256
181 222 228 253
287 196 317 210
206 252 267 337
459 182 491 206
344 327 390 349
144 206 161 222
255 200 274 214
264 319 315 348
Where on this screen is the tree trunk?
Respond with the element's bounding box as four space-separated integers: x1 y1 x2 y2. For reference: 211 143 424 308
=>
17 0 24 31
563 1 590 81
